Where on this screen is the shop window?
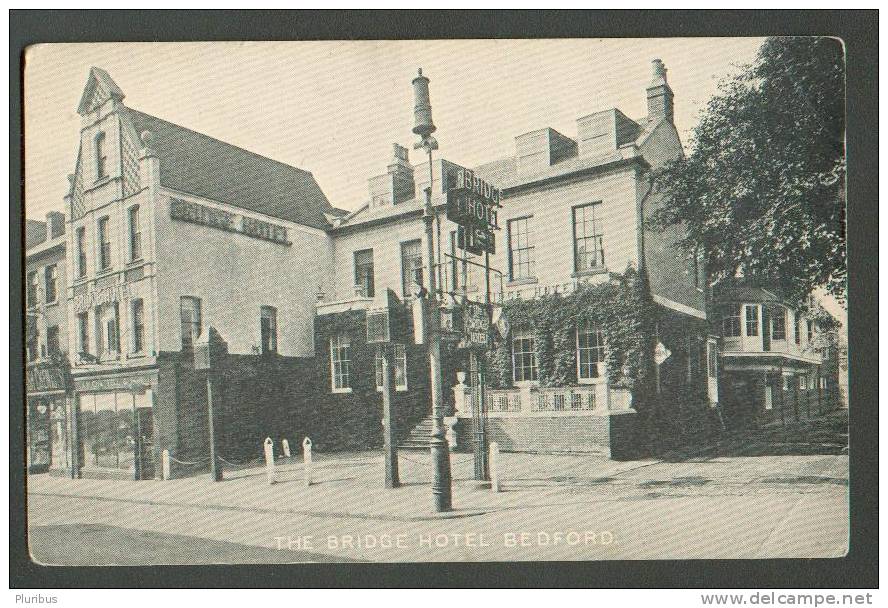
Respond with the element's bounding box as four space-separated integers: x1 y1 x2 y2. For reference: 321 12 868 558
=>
180 296 202 350
131 299 145 354
400 240 423 298
354 249 375 298
27 271 39 308
722 305 741 337
44 264 58 304
260 306 278 354
512 328 538 383
573 203 604 272
745 305 759 337
79 392 137 472
507 216 535 281
128 205 142 261
577 322 604 381
94 132 108 179
97 216 111 270
76 226 87 278
771 307 786 341
375 344 407 392
330 333 351 392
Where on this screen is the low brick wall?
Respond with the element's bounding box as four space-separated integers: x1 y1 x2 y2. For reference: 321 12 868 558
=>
454 412 640 459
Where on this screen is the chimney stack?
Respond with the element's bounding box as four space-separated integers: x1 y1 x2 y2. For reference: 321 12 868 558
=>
368 144 416 207
46 211 65 239
646 59 674 123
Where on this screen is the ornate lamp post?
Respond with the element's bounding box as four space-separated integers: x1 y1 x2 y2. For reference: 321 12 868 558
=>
412 68 452 512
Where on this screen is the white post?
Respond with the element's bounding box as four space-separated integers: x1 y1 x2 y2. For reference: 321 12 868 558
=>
263 437 276 484
161 449 171 481
302 437 313 487
282 439 291 458
489 441 501 492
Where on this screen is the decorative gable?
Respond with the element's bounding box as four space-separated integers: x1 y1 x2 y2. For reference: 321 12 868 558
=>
77 67 125 116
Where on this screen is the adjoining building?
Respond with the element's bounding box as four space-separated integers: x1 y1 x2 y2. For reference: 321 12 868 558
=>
62 68 344 479
25 213 71 474
37 61 841 475
316 60 715 459
714 282 841 427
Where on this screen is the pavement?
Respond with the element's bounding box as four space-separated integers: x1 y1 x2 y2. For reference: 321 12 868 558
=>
27 441 848 563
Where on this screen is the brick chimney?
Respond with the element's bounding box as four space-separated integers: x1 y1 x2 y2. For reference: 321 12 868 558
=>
46 211 65 239
369 143 416 207
646 59 674 123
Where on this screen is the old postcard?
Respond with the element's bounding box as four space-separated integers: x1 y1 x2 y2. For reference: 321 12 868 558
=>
22 38 848 565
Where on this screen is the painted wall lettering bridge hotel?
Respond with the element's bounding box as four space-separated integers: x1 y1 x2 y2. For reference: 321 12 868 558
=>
25 62 840 480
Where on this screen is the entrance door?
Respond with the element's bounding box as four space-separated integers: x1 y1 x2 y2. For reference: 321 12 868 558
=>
27 398 51 473
135 407 155 480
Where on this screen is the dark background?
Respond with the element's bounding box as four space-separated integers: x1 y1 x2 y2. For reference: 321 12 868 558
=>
10 9 878 589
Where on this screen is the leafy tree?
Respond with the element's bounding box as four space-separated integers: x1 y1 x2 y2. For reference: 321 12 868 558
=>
650 37 846 306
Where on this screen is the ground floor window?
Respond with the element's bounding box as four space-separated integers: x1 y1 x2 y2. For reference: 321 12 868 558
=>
576 323 604 380
330 334 352 392
512 328 538 382
375 344 407 391
79 392 136 472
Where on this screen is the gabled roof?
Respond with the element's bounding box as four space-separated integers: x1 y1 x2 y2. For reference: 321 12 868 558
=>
126 109 338 230
77 67 125 114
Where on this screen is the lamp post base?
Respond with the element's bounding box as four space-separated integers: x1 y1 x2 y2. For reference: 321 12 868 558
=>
430 433 452 512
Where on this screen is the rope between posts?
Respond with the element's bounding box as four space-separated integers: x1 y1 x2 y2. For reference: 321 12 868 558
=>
168 455 209 466
218 455 258 468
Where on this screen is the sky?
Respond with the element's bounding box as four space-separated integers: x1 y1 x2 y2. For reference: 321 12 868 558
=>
23 38 847 324
24 38 765 219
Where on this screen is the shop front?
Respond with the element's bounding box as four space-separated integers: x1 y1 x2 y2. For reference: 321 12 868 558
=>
26 364 71 475
72 369 158 480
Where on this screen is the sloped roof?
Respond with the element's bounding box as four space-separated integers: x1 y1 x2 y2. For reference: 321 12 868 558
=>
25 220 47 249
714 285 785 306
126 109 338 230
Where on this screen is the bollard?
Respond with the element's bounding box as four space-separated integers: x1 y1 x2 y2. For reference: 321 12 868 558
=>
161 449 171 481
263 437 276 484
282 438 291 458
489 442 501 492
302 437 313 487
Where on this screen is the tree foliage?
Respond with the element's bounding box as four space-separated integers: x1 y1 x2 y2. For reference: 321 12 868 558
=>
650 37 846 306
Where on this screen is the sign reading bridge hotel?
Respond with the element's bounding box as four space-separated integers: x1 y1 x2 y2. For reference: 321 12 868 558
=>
169 198 292 246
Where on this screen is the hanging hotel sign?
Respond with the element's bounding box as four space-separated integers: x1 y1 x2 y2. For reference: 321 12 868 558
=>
460 299 491 348
446 169 501 230
457 224 495 255
169 198 291 246
73 282 131 313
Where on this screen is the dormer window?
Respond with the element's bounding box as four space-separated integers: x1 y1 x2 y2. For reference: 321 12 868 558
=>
94 131 108 179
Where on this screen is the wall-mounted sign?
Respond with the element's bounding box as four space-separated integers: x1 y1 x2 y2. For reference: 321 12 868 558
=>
73 282 131 313
447 189 500 231
169 198 291 246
